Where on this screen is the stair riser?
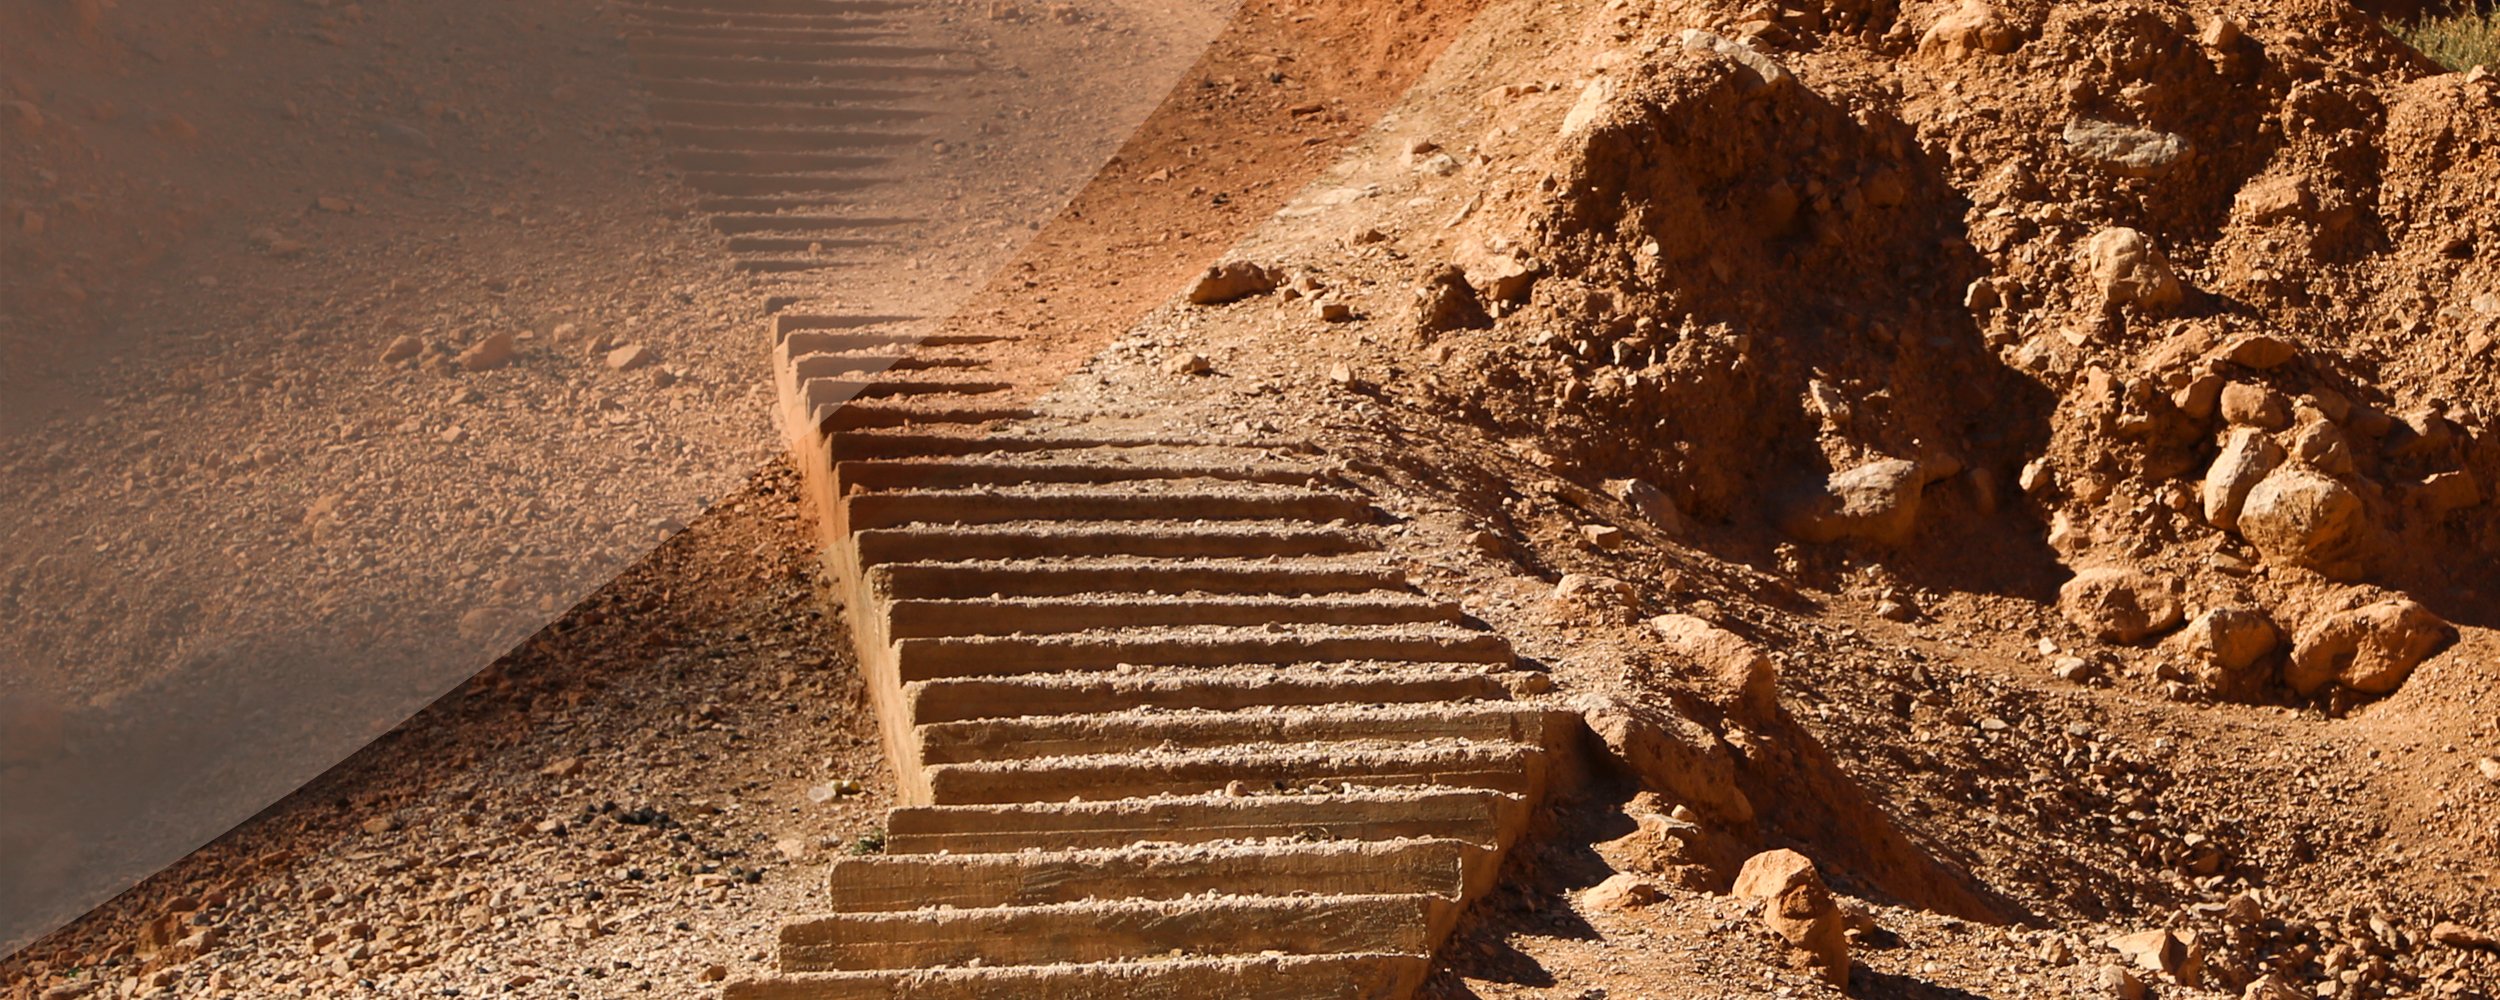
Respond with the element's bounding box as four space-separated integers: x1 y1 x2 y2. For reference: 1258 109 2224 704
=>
855 527 1367 563
885 597 1454 638
726 954 1428 1000
834 461 1320 492
906 672 1511 724
924 753 1538 805
822 841 1472 911
892 635 1514 682
777 895 1438 972
845 492 1368 530
915 710 1541 763
883 793 1519 854
871 564 1402 600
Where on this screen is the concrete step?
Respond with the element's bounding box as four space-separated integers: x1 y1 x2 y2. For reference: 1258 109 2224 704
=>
886 592 1457 638
905 663 1514 724
922 740 1541 804
869 557 1401 599
648 98 932 128
889 627 1515 682
775 893 1439 972
835 456 1324 492
660 123 924 151
844 485 1370 530
725 952 1428 1000
820 838 1474 911
915 704 1547 764
883 788 1522 853
854 521 1369 563
634 55 971 84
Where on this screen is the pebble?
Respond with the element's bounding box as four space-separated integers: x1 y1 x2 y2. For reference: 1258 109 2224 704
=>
606 344 656 371
379 335 424 364
2478 757 2500 785
456 332 518 372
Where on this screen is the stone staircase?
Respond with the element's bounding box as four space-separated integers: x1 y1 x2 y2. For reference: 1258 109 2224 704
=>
720 308 1561 998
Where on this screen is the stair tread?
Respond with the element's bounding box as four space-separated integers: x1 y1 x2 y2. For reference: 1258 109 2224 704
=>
726 952 1427 1000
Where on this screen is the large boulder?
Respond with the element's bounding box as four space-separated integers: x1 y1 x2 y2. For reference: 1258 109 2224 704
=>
2237 468 2368 577
2177 607 2280 687
1782 458 1937 546
1732 849 1851 988
2285 598 2452 696
2059 567 2183 644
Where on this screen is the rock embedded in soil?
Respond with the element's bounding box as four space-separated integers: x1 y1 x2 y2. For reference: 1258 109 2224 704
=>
2177 607 2280 685
1781 457 1935 546
605 344 655 371
379 335 423 364
1413 264 1493 334
2202 428 2285 530
2058 567 2183 644
1731 849 1850 989
2063 119 2192 178
1918 0 2017 60
2081 227 2184 312
456 331 518 371
1650 613 1777 717
1675 29 1790 92
1583 698 1754 823
2219 382 2291 430
2236 467 2367 576
1185 260 1280 305
1581 872 1665 912
2285 597 2452 696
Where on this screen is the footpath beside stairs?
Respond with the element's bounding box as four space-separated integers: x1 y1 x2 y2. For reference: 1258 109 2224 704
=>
725 310 1562 999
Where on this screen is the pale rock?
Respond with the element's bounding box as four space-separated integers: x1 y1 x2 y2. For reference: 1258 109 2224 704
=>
2064 120 2192 178
2222 333 2297 369
1782 457 1937 546
1582 872 1665 912
1676 30 1792 91
1584 699 1755 823
1552 573 1636 609
379 335 424 364
2081 228 2184 312
456 332 518 372
1560 76 1621 138
1186 260 1279 305
1611 479 1688 536
2237 468 2366 575
2202 428 2283 529
1731 850 1850 987
1171 353 1214 376
605 344 655 371
2219 383 2290 430
2178 607 2280 680
2173 373 2225 420
1919 0 2018 59
1464 251 1540 306
2235 175 2310 225
2285 598 2451 696
2288 419 2354 475
2098 962 2147 1000
1581 523 1626 549
2431 921 2499 951
2058 567 2183 644
1651 613 1777 717
2474 757 2500 785
2242 975 2305 1000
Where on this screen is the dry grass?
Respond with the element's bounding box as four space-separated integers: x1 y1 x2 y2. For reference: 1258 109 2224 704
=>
2401 4 2500 72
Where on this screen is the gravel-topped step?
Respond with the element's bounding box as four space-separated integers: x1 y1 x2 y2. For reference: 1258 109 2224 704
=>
774 892 1442 972
797 372 1014 400
633 56 970 85
843 483 1370 530
854 520 1370 563
781 349 988 377
890 626 1514 682
623 23 908 43
869 556 1401 600
812 398 1035 433
834 455 1327 492
882 788 1525 854
819 838 1476 911
620 7 897 32
684 170 895 197
904 663 1517 724
642 77 915 104
660 124 924 153
624 0 909 18
822 429 1185 461
625 37 957 62
885 592 1458 638
725 952 1429 1000
921 739 1542 804
670 148 891 174
914 702 1549 763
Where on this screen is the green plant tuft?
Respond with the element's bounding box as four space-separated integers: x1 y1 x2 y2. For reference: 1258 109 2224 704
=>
2401 4 2500 72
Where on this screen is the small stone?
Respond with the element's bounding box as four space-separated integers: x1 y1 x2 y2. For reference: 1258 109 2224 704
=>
1464 529 1503 554
2477 757 2500 785
1464 252 1539 307
2097 962 2148 1000
1581 872 1664 912
2414 469 2482 517
2081 227 2184 312
606 344 655 371
1186 260 1279 305
1611 479 1688 536
1315 299 1356 322
456 332 518 372
2219 383 2290 430
1172 353 1213 376
1782 457 1941 546
700 964 730 983
775 838 808 860
1411 152 1460 176
361 815 397 836
2202 428 2285 530
379 335 424 364
2107 929 2183 976
2058 567 2183 644
1676 29 1792 91
2178 607 2280 680
2064 119 2193 178
2052 656 2097 683
1553 574 1636 607
1581 524 1625 549
316 195 354 214
541 757 584 779
2285 598 2452 696
1413 265 1493 334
